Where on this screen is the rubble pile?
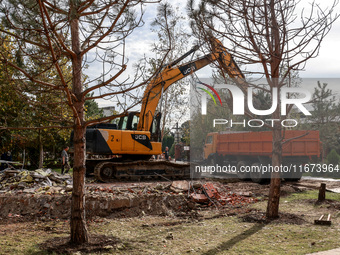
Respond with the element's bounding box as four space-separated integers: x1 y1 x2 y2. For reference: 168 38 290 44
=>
170 180 258 208
0 172 260 221
0 168 72 193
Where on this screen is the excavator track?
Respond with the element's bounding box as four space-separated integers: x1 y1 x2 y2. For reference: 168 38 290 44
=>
94 160 190 182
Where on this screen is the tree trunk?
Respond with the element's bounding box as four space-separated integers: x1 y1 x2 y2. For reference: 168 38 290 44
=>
71 125 88 244
70 14 89 244
38 132 44 169
39 143 43 169
318 183 326 202
266 101 282 219
266 0 282 220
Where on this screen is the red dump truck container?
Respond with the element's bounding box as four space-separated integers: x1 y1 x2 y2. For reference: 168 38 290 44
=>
204 130 321 183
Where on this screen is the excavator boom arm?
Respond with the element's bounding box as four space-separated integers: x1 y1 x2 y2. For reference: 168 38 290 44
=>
137 53 219 131
137 37 246 132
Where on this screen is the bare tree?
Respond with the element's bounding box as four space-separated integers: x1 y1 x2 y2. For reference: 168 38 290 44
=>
149 2 191 140
188 0 338 218
0 0 160 244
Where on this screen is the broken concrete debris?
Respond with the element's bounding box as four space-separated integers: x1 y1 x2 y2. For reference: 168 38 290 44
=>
1 169 256 211
170 180 189 192
0 168 72 192
0 171 258 221
169 180 257 207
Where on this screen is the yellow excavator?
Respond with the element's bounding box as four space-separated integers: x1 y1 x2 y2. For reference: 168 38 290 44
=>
83 36 246 181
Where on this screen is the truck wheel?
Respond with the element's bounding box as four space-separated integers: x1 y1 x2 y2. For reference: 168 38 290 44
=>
250 162 265 184
208 154 220 175
209 154 223 165
285 171 303 182
209 154 217 166
236 161 250 180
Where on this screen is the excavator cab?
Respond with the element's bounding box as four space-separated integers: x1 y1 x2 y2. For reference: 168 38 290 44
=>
116 111 161 142
117 112 140 130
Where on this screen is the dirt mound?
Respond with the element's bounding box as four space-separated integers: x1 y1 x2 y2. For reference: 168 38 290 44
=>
0 192 194 222
0 180 263 222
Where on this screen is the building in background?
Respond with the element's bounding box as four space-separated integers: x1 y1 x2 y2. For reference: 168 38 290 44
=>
101 106 116 117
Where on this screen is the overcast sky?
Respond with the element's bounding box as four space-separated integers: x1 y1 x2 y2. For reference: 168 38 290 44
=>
94 0 340 108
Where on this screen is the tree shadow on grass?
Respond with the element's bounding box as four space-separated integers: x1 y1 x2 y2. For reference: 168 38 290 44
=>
36 234 122 254
202 223 266 255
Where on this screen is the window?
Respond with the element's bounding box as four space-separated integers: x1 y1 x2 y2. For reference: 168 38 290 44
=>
118 116 128 130
132 115 139 130
206 135 213 144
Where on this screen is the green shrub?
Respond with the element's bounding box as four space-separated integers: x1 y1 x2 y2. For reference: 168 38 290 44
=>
169 143 175 157
327 149 340 166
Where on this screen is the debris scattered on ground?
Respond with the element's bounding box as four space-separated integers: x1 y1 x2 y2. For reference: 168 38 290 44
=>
0 168 72 193
314 214 332 225
86 180 258 209
188 181 258 208
0 176 262 221
326 188 340 194
170 180 189 192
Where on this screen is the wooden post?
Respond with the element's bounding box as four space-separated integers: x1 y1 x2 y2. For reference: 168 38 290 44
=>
318 183 326 202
